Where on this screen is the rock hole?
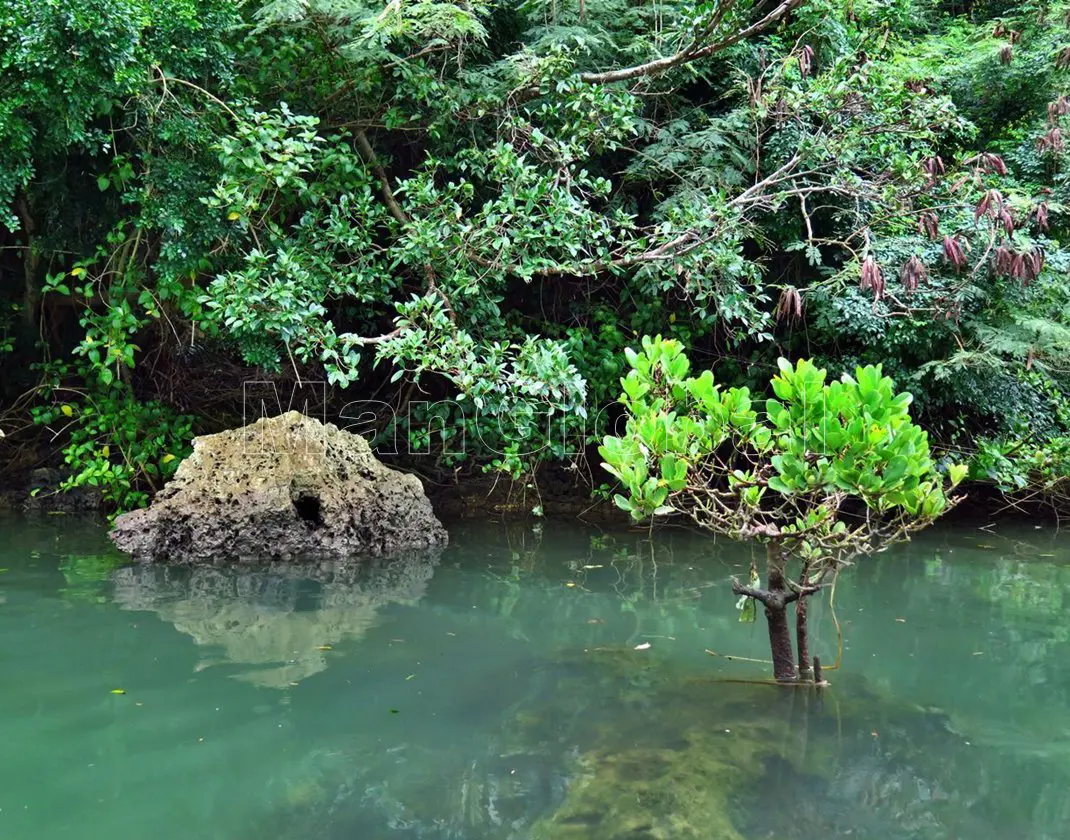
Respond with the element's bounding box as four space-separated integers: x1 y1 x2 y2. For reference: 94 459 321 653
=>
292 491 323 528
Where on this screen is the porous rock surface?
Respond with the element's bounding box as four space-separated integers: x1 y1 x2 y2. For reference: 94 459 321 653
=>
110 411 447 563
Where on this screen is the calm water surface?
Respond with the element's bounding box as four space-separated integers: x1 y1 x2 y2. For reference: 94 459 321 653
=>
1 514 1069 839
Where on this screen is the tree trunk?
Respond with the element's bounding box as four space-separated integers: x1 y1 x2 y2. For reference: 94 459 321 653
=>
796 593 813 682
765 542 797 682
765 602 796 682
15 195 38 331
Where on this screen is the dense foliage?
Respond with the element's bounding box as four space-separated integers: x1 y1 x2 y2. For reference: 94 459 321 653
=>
2 0 1070 510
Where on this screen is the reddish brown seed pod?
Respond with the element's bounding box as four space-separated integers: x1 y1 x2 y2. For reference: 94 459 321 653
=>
1037 127 1065 154
776 286 804 322
999 208 1015 236
943 235 966 271
1035 201 1050 231
899 255 928 293
921 155 945 180
981 153 1008 175
917 211 940 239
860 255 885 300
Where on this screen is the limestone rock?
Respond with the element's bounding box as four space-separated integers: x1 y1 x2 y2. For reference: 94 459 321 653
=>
110 411 447 563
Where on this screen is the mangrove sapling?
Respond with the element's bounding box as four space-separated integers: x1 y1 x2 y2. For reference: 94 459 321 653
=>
600 336 966 683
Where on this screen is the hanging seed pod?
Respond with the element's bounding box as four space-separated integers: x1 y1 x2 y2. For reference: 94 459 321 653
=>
799 45 814 79
776 286 804 322
899 255 928 293
1008 30 1022 44
921 155 945 180
1037 127 1065 153
999 207 1015 236
975 188 1004 223
993 246 1015 277
917 210 940 239
860 255 885 300
1050 97 1070 124
980 153 1008 175
1025 247 1046 284
993 22 1007 37
943 235 967 271
1057 46 1070 70
1000 44 1014 65
1010 252 1026 281
1035 200 1050 231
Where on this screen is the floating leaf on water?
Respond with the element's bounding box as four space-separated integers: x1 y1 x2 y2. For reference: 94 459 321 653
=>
565 582 577 588
389 709 399 714
110 689 126 695
895 618 906 623
977 544 995 549
316 645 333 651
586 618 604 625
634 642 651 650
405 674 415 681
582 564 604 570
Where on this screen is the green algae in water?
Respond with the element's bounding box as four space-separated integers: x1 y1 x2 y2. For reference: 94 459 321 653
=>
521 652 977 840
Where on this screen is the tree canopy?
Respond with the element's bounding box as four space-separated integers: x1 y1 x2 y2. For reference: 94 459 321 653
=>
2 0 1070 510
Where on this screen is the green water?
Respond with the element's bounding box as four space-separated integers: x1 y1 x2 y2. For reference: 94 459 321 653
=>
2 514 1069 839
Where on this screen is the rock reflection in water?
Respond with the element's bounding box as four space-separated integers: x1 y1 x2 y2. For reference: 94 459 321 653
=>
112 551 440 687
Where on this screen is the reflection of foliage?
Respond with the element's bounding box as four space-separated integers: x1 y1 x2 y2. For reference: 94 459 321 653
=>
469 522 729 652
58 552 125 603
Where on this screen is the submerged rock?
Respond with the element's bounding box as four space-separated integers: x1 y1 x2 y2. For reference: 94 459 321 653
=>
110 411 447 563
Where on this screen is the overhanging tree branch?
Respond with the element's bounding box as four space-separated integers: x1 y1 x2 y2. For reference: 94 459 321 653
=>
353 129 457 323
577 0 806 85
